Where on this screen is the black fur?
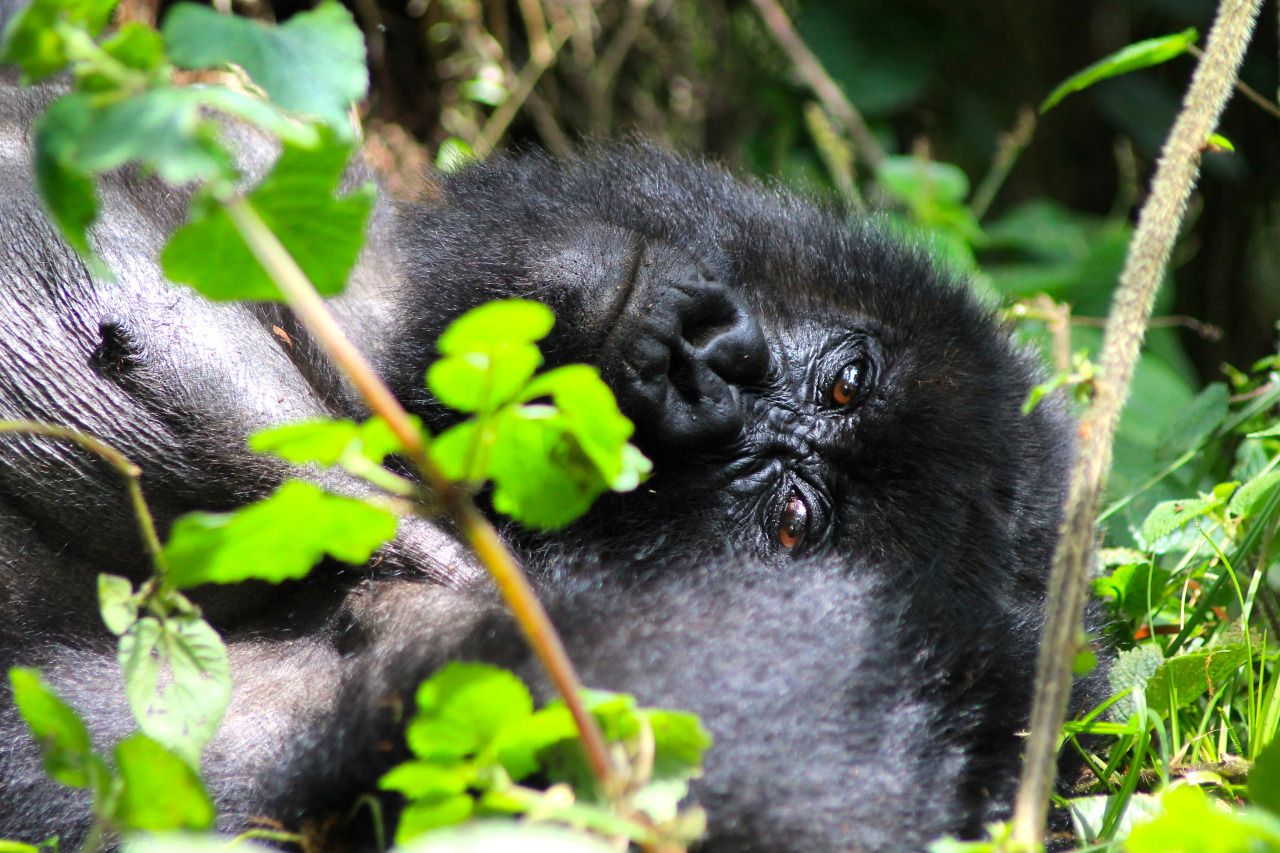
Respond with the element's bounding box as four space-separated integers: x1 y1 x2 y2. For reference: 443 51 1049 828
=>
0 69 1098 851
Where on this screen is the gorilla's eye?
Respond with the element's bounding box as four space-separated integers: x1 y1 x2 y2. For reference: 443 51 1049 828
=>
778 490 810 550
830 357 874 407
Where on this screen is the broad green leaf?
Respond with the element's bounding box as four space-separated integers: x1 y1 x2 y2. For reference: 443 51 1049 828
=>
395 797 473 843
32 97 99 266
436 137 475 173
9 667 103 789
39 89 233 185
427 345 543 413
521 365 651 490
118 613 230 763
75 23 166 92
1067 794 1162 845
1155 383 1228 464
487 405 608 530
250 416 412 466
876 155 969 205
98 573 138 636
1108 643 1164 721
161 136 375 301
649 709 712 770
0 0 117 81
112 734 214 831
162 2 367 136
1144 645 1249 719
436 300 555 355
394 821 616 853
163 480 397 587
406 662 534 762
1126 784 1280 852
1228 471 1280 519
494 704 578 781
378 761 470 800
1252 736 1280 817
429 420 487 483
0 841 41 852
188 85 321 148
250 419 360 465
1093 562 1171 621
1140 496 1220 547
1041 29 1197 113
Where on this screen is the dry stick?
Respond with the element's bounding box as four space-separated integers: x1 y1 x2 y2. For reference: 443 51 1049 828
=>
222 198 619 792
748 0 886 169
0 420 165 569
1188 43 1280 120
1010 0 1264 844
474 18 574 158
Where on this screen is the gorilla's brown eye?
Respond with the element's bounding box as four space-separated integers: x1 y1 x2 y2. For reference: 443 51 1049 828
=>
778 491 809 549
831 359 871 407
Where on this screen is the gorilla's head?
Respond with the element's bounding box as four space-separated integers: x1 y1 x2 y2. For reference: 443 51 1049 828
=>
381 145 1070 616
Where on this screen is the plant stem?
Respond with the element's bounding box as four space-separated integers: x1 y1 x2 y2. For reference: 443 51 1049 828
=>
1010 0 1264 844
748 0 886 169
0 420 166 572
222 196 619 792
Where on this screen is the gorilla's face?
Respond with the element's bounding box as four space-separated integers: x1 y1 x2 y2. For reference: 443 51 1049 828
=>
382 146 1069 610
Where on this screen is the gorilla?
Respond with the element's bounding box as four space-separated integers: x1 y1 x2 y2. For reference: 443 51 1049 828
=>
0 67 1097 850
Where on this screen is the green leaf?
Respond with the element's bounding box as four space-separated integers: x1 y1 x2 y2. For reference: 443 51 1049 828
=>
161 135 375 301
1108 643 1165 721
39 89 234 185
0 0 117 81
427 344 543 414
876 155 969 205
1093 562 1171 621
649 709 712 770
0 841 41 853
1155 383 1228 464
437 299 555 355
493 704 578 781
75 22 166 91
249 416 412 466
9 666 107 790
98 573 138 636
1140 496 1220 547
396 794 474 842
31 97 99 267
520 365 651 491
1252 737 1280 817
1205 133 1235 153
111 734 215 831
1040 28 1198 113
1126 784 1280 852
436 137 475 173
250 418 360 465
378 761 471 800
429 420 486 483
486 405 608 530
122 836 277 853
118 613 231 763
162 2 367 136
1143 645 1249 719
406 662 534 762
163 480 397 587
1227 471 1280 519
393 821 618 852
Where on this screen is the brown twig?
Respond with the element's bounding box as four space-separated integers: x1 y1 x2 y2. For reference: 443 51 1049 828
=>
223 197 619 793
747 0 886 169
971 107 1036 221
1189 43 1280 120
1010 0 1265 844
474 15 574 157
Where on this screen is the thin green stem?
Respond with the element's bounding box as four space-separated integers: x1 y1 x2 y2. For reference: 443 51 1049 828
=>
0 420 166 572
221 197 619 793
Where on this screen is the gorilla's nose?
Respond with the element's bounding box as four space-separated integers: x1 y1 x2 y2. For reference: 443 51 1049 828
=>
606 242 768 450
